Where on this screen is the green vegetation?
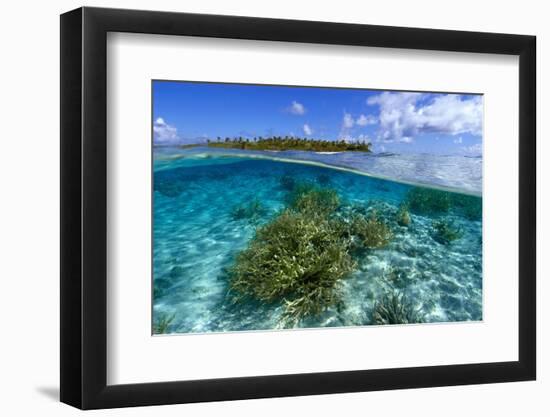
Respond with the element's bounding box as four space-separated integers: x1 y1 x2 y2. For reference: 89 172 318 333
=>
406 186 451 214
288 186 340 217
229 209 355 325
406 186 482 220
206 136 371 152
231 198 267 223
373 292 425 325
431 219 463 245
228 183 397 326
349 212 393 249
285 180 315 202
279 174 296 191
451 193 482 220
153 312 176 334
396 204 411 227
463 200 482 220
177 143 201 149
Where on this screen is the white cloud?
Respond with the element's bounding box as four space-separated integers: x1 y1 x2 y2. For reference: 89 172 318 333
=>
153 117 180 145
454 137 463 144
367 92 483 143
338 112 356 140
288 101 306 115
303 123 313 136
371 143 387 153
356 114 377 126
342 112 355 129
462 142 482 155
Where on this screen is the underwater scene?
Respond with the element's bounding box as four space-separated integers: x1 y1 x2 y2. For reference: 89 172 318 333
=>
152 81 483 334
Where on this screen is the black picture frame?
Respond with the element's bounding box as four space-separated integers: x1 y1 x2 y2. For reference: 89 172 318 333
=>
60 6 536 410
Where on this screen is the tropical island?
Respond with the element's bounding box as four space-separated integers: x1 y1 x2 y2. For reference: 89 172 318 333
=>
197 136 372 152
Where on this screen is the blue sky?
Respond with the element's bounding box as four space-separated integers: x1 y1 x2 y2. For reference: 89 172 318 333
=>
153 80 483 155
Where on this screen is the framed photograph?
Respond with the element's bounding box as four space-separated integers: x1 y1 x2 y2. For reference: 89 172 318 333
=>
60 7 536 409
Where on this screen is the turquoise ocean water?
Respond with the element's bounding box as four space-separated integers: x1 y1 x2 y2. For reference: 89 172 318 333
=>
153 147 482 334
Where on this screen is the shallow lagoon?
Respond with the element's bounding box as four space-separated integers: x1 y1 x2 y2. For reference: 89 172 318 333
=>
153 147 482 334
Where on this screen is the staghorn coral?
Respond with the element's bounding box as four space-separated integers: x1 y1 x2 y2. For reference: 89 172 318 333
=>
229 209 355 326
153 312 176 334
431 219 463 245
349 212 393 249
231 198 267 223
289 186 340 217
396 204 411 227
406 186 451 215
451 193 482 221
229 185 355 326
279 174 296 191
373 292 425 325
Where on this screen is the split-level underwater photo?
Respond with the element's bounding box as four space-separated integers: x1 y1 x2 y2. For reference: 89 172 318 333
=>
152 81 483 335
